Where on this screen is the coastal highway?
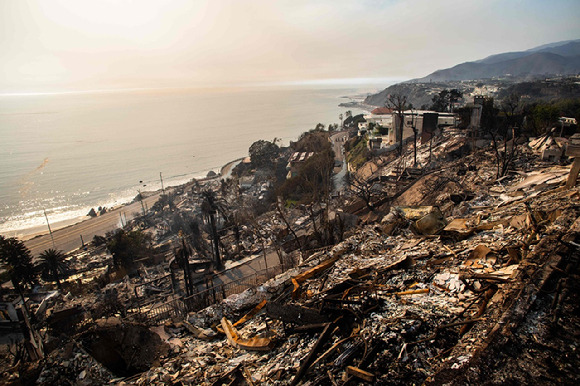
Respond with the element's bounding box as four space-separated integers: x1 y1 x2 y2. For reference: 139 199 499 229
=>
330 131 348 159
23 159 241 256
24 192 163 256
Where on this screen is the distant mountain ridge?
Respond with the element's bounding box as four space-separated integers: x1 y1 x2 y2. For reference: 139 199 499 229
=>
413 39 580 82
363 39 580 108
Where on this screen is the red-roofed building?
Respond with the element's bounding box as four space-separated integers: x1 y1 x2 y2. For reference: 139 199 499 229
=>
370 107 394 115
364 108 394 132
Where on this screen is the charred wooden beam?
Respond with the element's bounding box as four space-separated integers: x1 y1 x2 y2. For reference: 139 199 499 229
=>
291 321 337 386
292 323 328 333
221 317 274 352
292 256 341 299
233 300 267 327
346 366 375 383
266 302 329 326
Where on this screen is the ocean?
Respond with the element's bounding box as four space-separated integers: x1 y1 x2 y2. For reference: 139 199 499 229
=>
0 83 387 238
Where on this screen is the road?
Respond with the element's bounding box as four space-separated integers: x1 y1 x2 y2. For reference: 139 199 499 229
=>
24 192 164 256
330 131 349 164
330 131 349 192
23 158 243 257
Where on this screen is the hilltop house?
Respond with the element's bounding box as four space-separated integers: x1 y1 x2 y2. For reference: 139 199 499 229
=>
286 151 314 179
363 107 394 130
367 110 457 152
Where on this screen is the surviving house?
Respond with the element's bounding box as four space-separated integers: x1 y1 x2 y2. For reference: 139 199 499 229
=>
286 152 314 179
368 110 457 152
363 107 394 130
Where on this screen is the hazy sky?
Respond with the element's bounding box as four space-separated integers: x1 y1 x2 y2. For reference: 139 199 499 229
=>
1 0 579 92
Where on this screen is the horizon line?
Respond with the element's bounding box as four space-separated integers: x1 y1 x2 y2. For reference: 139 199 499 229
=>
0 77 404 97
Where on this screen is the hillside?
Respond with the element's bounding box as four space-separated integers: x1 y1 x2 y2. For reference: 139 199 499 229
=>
363 76 580 108
477 40 580 65
419 52 580 82
496 77 580 101
364 39 580 107
363 81 470 109
414 40 580 82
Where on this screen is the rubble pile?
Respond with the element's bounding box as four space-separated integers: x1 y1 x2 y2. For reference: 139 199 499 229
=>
36 340 116 385
3 125 579 385
187 267 301 328
29 319 169 384
126 160 579 384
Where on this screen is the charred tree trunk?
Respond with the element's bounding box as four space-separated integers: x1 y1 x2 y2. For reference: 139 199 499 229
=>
276 199 304 256
413 127 418 167
208 212 222 271
308 205 323 246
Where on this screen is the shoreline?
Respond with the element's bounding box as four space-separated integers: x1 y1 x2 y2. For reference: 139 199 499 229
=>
338 100 376 111
8 157 243 242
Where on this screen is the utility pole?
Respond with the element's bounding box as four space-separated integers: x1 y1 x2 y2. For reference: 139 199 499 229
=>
411 108 418 167
160 172 165 194
43 210 56 248
429 135 433 165
137 189 146 216
261 237 268 271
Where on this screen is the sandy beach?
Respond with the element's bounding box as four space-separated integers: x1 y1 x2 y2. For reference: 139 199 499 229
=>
21 158 242 256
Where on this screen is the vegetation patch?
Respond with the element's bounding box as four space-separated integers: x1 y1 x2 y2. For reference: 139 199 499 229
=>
345 135 370 171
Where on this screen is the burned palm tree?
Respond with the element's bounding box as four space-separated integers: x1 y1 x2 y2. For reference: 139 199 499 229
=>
220 178 244 256
201 189 226 271
37 248 69 290
174 236 194 296
0 235 37 291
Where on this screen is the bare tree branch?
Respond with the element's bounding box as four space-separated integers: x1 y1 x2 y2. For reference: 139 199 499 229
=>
386 94 408 156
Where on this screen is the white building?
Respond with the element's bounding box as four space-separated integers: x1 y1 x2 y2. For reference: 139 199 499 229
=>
367 109 457 151
363 107 394 129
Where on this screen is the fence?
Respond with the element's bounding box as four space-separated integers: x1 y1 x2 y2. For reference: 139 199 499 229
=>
133 273 173 298
133 298 187 325
135 264 284 324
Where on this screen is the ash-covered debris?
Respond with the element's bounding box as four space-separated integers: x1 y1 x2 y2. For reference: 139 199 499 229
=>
132 179 579 384
36 339 117 385
2 123 580 385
